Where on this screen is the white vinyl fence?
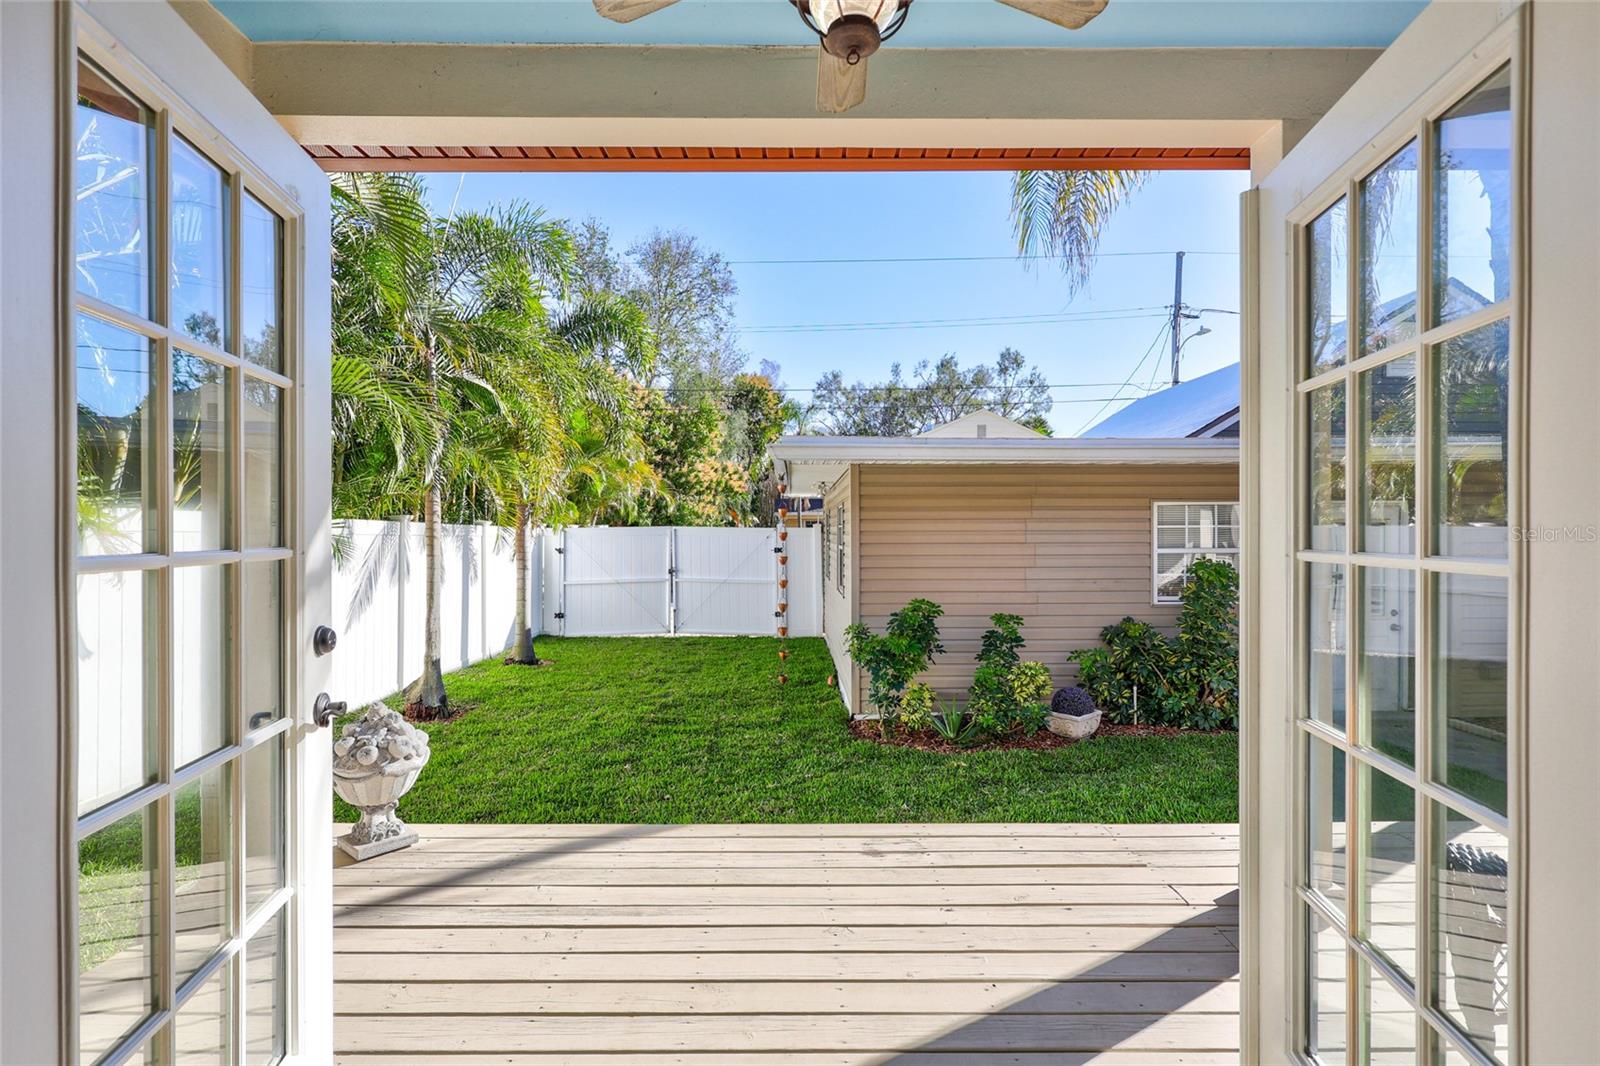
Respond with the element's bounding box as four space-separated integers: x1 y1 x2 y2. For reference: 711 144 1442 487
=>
74 520 820 797
331 521 819 708
542 526 820 638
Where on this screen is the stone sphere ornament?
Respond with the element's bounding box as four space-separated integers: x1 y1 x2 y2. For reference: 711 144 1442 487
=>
332 703 431 860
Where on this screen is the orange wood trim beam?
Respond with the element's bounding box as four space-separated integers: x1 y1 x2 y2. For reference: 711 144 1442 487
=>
305 144 1250 173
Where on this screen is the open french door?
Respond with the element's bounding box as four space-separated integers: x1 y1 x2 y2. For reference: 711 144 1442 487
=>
1246 2 1600 1063
41 3 332 1063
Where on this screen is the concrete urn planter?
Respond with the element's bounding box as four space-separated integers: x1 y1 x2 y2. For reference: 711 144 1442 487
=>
1046 686 1103 739
1047 708 1103 739
332 703 431 860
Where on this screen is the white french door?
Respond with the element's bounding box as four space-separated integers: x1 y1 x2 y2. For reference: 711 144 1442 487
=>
1249 6 1531 1064
62 6 332 1064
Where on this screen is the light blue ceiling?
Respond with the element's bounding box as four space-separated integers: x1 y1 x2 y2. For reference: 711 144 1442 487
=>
213 0 1428 49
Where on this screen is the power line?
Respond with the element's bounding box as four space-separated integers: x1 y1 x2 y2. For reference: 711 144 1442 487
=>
667 380 1162 397
727 250 1238 266
742 306 1174 334
1077 319 1174 431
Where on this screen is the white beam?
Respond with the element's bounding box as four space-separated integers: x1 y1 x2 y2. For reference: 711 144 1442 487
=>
243 42 1380 149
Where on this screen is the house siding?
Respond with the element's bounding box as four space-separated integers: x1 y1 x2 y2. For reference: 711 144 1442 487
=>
854 462 1238 709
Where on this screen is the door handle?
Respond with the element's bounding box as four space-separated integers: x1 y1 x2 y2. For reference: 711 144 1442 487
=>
313 625 338 656
313 692 347 729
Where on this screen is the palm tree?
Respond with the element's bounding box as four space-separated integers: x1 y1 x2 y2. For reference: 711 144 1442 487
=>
1009 169 1149 293
330 172 576 718
487 297 654 666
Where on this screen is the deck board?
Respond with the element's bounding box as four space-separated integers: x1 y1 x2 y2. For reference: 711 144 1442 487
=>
335 823 1240 1063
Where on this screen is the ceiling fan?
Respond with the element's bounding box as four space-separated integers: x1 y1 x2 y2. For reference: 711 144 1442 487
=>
591 0 1110 113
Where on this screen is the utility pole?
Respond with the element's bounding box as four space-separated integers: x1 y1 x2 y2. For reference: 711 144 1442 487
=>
1169 250 1186 387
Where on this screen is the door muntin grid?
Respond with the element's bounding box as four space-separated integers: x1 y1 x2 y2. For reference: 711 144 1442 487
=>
1293 51 1518 1066
69 45 298 1066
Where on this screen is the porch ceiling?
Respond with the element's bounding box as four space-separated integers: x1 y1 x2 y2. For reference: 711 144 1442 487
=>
175 1 1395 172
214 0 1425 50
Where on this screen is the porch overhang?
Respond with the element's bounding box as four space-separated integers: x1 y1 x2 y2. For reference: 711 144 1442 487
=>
770 434 1239 493
169 4 1381 174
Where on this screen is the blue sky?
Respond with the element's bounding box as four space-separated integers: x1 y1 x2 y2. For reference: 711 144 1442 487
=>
422 168 1249 436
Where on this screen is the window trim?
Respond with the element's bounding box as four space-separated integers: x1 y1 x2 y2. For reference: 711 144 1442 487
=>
1151 500 1241 604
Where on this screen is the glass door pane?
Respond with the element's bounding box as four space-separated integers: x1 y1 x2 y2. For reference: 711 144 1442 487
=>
69 43 300 1066
1433 67 1513 322
74 58 153 317
77 807 159 1065
1295 50 1517 1065
1432 803 1510 1063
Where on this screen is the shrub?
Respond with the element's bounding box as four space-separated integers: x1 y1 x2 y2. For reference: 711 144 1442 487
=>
967 616 1052 738
1051 685 1098 718
896 682 936 733
1068 558 1239 730
930 700 982 745
978 612 1025 672
846 598 945 731
1008 661 1052 708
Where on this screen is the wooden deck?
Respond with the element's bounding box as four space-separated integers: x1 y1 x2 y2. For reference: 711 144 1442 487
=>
333 823 1240 1065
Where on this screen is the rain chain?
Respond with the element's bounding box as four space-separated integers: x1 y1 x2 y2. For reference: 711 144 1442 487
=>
775 482 789 684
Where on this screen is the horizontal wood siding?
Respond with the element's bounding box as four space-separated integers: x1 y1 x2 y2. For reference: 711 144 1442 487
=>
857 463 1238 707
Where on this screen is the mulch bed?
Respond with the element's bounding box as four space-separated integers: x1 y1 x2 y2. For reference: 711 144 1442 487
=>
848 718 1221 753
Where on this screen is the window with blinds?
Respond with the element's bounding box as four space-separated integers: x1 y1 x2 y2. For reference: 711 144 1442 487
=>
1153 501 1241 602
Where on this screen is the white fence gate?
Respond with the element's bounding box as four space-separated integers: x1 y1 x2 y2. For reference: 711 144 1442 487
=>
542 526 820 638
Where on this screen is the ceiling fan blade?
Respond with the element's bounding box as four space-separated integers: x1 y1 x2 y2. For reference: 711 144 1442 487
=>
993 0 1109 30
816 47 868 114
593 0 683 23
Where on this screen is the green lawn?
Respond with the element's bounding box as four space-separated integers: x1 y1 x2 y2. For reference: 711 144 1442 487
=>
338 636 1238 824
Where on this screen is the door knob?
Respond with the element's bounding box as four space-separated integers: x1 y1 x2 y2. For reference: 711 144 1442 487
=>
313 625 338 656
313 692 347 728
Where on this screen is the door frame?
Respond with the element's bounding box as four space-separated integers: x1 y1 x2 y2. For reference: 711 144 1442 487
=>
43 3 334 1062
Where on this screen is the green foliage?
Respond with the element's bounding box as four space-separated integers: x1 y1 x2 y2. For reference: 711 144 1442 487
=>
845 599 946 729
1008 661 1053 707
1070 558 1240 730
966 614 1053 739
929 701 983 746
333 636 1239 823
896 682 937 733
978 612 1026 672
806 350 1054 437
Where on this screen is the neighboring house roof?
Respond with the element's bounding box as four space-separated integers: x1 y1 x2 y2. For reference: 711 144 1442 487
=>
1080 363 1241 439
770 433 1239 495
917 409 1044 439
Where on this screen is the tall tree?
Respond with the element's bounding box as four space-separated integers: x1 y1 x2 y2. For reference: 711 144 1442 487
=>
806 350 1055 437
572 221 744 389
486 297 653 666
330 171 577 718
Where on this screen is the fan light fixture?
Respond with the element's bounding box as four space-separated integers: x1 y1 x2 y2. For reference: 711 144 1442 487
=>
591 0 1109 113
794 0 910 66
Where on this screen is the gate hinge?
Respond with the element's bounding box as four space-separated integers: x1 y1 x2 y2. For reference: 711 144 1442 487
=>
553 612 566 619
555 547 565 554
772 546 783 554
